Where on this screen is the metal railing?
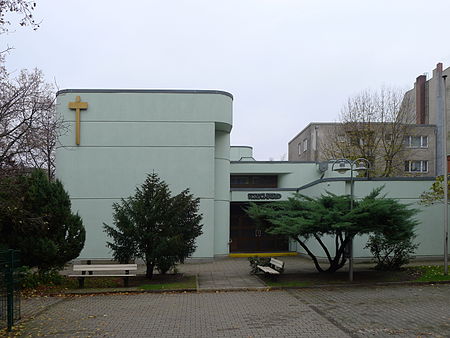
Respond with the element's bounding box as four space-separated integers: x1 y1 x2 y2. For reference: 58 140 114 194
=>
0 249 21 332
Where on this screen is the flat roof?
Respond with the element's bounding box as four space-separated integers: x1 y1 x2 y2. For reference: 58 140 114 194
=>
56 89 234 100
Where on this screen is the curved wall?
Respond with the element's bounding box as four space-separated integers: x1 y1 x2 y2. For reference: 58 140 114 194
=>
56 90 233 259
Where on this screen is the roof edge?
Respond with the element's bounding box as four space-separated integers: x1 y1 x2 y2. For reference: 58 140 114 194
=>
56 89 234 100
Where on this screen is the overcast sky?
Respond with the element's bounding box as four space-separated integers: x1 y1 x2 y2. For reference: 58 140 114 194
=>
3 0 450 160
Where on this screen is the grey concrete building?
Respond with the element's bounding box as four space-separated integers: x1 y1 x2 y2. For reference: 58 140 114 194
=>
288 122 436 176
404 62 450 175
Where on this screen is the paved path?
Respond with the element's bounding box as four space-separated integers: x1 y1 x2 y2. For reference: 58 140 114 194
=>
177 256 319 290
178 257 267 290
290 284 450 337
18 284 450 337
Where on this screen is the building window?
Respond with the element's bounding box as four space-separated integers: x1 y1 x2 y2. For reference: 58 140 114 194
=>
230 175 278 188
298 143 301 155
404 160 428 173
404 136 428 148
303 139 308 152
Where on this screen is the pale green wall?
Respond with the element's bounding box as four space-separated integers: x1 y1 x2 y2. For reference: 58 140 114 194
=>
56 89 446 260
229 160 447 258
56 90 232 259
297 178 446 258
231 161 322 188
230 146 254 161
214 131 231 255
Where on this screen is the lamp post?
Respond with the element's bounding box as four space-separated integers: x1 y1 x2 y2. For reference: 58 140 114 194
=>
331 158 371 282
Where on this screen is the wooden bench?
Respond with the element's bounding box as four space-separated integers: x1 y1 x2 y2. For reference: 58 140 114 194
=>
69 264 138 288
257 258 284 278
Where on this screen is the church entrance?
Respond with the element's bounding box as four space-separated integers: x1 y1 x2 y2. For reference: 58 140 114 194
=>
229 202 289 253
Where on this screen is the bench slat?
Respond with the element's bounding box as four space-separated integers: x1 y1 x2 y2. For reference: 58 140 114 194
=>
270 258 284 269
69 274 137 278
256 265 280 274
73 264 137 271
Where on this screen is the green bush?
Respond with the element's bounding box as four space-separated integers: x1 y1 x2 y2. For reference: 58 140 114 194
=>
248 256 271 274
18 266 65 289
156 256 177 274
365 233 419 270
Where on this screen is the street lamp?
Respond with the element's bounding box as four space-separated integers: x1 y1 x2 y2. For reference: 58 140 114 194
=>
331 158 371 282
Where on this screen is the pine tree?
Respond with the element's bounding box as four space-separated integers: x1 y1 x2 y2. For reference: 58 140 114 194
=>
0 169 85 271
246 187 418 273
104 173 203 278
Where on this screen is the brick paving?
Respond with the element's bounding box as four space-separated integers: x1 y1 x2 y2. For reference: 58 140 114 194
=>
20 296 65 320
19 291 348 337
178 257 267 290
290 284 450 338
17 284 450 337
25 257 450 337
178 256 318 290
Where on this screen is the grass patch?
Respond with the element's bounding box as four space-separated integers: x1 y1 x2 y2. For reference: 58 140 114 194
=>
258 269 416 287
139 275 196 290
21 273 197 297
21 276 124 297
258 265 450 287
412 265 450 282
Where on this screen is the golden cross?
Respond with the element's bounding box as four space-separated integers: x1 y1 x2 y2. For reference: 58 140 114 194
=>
68 96 88 145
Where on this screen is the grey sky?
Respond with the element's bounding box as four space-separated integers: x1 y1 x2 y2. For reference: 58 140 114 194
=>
3 0 450 160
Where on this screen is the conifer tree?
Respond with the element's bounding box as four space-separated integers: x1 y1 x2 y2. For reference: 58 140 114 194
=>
0 169 85 271
104 173 203 278
247 188 418 273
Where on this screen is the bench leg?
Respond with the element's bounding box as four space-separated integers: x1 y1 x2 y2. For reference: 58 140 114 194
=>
78 277 85 288
264 273 278 282
124 276 129 287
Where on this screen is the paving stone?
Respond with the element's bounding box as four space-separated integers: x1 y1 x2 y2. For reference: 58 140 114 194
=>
20 291 349 337
290 284 450 337
19 284 450 337
37 257 450 337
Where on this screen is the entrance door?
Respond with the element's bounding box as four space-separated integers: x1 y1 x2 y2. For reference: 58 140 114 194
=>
229 203 289 252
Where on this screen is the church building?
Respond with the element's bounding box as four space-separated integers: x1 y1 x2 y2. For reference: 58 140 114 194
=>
56 89 444 260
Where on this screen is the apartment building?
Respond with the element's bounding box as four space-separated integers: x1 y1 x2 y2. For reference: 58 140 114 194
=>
288 122 436 176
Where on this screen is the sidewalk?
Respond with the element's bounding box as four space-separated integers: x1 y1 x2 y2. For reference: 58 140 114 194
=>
178 255 320 290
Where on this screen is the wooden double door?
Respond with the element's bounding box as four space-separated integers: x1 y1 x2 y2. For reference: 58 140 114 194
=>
229 203 289 253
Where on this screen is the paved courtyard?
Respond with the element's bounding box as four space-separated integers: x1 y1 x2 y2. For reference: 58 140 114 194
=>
17 284 450 337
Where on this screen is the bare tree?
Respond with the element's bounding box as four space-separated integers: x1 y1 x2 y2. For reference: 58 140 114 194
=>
0 57 61 178
322 87 416 177
0 0 39 34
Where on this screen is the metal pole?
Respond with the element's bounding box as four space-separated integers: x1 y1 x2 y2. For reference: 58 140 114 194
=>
6 250 14 332
443 74 448 275
349 162 354 282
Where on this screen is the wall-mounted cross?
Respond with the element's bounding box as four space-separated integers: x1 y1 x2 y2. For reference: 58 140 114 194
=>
68 96 88 145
